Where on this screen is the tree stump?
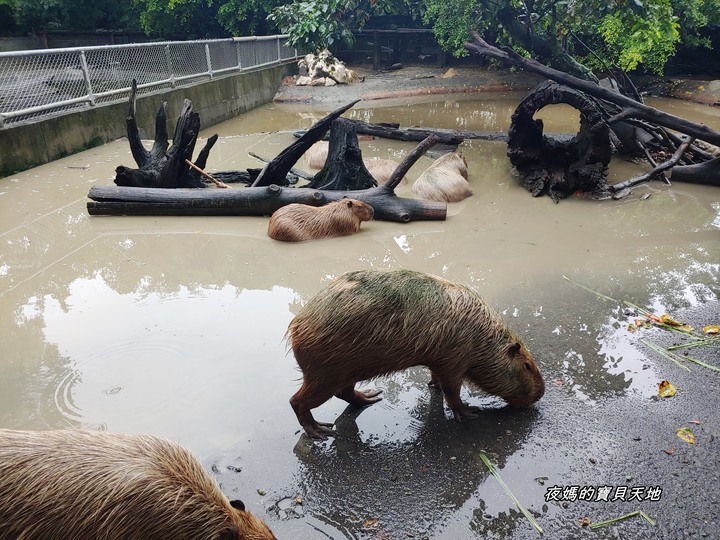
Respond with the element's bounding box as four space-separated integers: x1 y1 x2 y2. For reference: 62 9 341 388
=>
507 81 612 202
307 118 378 190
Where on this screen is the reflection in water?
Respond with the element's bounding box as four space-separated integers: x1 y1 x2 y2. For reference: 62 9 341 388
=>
1 92 719 539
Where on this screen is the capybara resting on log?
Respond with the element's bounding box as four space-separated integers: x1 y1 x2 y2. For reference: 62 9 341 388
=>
412 152 472 202
286 269 545 438
268 199 374 242
0 429 276 540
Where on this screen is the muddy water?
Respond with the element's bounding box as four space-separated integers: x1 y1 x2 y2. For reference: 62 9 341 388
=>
1 92 719 539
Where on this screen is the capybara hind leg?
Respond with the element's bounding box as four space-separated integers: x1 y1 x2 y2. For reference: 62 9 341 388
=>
290 384 336 439
335 385 383 407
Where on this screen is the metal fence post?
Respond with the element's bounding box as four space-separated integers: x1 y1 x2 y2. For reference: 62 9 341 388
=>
276 36 281 63
79 51 96 106
205 44 213 79
165 44 176 87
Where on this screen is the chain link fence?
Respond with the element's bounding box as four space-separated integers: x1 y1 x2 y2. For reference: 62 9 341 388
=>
0 36 300 128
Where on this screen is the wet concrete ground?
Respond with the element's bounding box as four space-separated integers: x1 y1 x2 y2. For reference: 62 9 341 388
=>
0 76 719 539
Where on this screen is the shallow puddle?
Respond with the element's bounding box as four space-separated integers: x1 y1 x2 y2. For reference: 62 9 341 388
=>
1 90 718 539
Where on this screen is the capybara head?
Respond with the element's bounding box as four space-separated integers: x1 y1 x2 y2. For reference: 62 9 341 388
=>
466 334 545 408
345 198 374 221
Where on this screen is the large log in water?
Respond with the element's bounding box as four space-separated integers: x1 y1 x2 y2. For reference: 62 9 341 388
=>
88 135 446 223
86 184 446 223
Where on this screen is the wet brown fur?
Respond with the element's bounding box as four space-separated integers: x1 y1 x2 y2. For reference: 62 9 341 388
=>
268 199 374 242
0 429 276 540
287 269 544 438
412 152 472 202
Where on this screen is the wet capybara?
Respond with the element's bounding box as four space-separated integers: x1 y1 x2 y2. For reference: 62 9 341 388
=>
303 142 407 185
0 429 276 540
412 151 472 202
287 269 545 438
267 199 374 242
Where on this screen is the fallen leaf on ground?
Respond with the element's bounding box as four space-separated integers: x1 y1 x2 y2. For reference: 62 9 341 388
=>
660 314 693 331
703 325 719 334
688 420 701 425
579 517 591 527
664 448 676 455
363 518 379 528
676 427 695 444
658 380 677 397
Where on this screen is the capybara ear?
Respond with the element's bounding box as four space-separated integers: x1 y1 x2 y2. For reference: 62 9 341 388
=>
346 200 353 208
509 342 521 356
229 499 246 511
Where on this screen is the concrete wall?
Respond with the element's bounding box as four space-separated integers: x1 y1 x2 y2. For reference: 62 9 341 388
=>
0 63 297 178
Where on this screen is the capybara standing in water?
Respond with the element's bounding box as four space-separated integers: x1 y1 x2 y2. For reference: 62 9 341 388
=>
287 269 544 438
0 429 276 540
268 199 373 242
412 151 472 202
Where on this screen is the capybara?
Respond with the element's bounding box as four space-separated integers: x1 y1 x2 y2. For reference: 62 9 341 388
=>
303 142 407 185
412 151 472 202
268 199 374 242
287 269 544 438
0 429 276 540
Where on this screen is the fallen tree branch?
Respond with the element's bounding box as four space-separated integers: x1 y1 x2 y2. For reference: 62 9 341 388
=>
611 137 695 191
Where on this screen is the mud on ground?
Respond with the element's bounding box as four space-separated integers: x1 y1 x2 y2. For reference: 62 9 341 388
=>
273 64 720 108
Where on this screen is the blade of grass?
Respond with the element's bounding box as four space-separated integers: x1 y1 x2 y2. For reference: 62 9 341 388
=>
562 275 618 303
640 339 691 371
667 339 718 350
589 510 656 530
479 451 544 535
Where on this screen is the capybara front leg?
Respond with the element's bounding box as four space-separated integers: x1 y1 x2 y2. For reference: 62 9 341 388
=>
335 385 383 407
434 376 479 420
290 384 335 439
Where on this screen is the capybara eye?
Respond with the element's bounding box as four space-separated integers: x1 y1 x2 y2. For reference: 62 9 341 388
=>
525 361 534 372
229 499 246 511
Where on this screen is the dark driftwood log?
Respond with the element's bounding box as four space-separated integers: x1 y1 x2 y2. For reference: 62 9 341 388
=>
307 118 378 190
116 82 217 189
507 81 612 201
464 32 720 187
86 184 446 223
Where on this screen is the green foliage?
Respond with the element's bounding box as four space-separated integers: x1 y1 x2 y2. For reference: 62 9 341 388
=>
422 0 477 57
598 0 680 73
269 0 374 52
217 0 282 36
12 0 141 32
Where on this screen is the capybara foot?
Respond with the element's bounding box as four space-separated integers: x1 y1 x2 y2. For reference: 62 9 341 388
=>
452 404 481 421
336 387 383 407
303 421 335 440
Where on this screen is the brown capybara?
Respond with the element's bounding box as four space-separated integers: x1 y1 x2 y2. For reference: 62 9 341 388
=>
0 429 276 540
364 157 409 185
303 142 407 185
268 199 374 242
287 269 544 439
412 151 472 202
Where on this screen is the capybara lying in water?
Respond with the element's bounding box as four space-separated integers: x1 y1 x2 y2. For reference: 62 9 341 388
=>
268 199 374 242
287 269 545 438
303 141 407 185
412 151 472 202
0 429 276 540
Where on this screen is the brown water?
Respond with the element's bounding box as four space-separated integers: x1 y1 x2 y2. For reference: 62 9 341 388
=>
1 92 719 538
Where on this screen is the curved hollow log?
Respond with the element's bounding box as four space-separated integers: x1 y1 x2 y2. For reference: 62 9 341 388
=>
507 81 612 201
